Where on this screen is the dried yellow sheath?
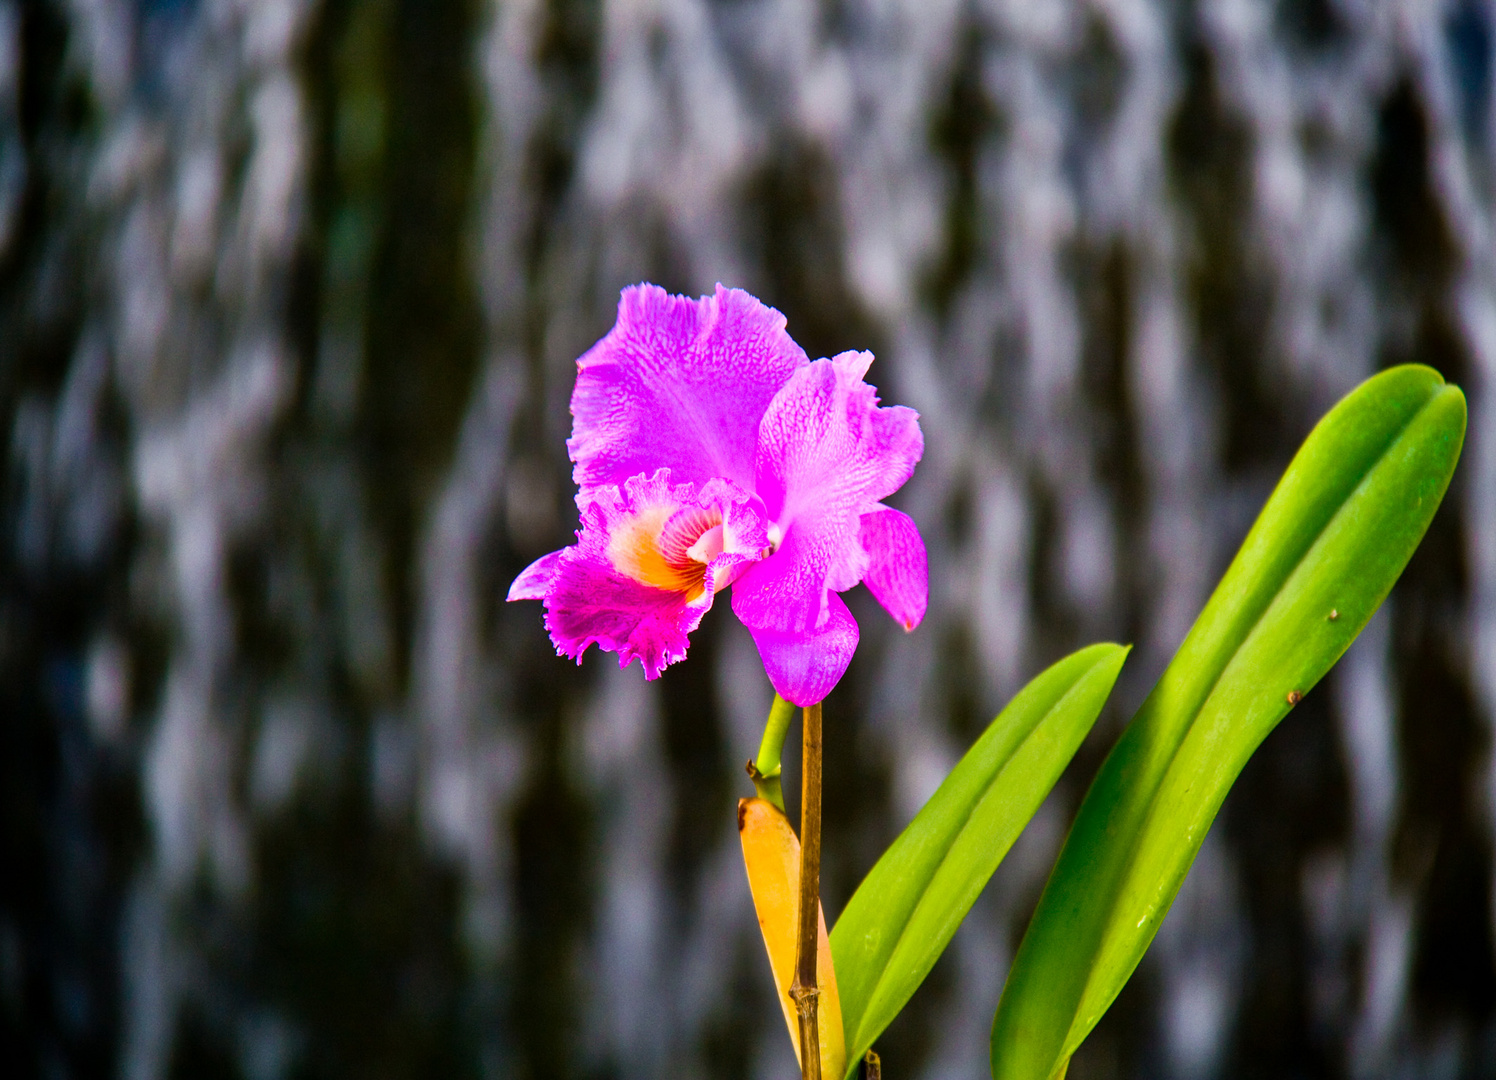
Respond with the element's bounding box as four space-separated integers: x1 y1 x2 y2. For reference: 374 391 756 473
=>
738 796 846 1080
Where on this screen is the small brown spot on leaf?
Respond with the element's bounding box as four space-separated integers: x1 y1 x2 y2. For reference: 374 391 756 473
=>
1287 690 1303 705
1328 609 1340 621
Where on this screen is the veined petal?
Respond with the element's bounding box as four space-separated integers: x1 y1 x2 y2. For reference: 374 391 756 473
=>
510 469 769 679
859 504 928 630
746 592 860 707
568 284 809 497
733 352 924 634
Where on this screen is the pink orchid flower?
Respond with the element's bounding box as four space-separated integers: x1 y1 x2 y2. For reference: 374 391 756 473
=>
508 284 927 706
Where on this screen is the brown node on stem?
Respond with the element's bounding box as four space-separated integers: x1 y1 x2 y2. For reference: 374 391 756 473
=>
790 982 822 1080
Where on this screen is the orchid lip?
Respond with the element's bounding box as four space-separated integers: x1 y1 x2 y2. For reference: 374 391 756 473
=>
596 473 775 609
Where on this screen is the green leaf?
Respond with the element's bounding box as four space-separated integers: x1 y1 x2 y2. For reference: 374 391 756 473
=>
831 642 1130 1074
990 365 1466 1080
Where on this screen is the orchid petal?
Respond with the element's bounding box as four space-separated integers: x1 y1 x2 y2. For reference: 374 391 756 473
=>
507 549 564 601
747 591 860 707
859 504 928 631
568 284 809 497
733 352 923 634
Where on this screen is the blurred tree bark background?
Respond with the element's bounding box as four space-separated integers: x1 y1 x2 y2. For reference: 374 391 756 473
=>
4 0 1496 1077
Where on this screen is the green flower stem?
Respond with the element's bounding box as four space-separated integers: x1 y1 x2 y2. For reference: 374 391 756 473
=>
748 693 795 812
